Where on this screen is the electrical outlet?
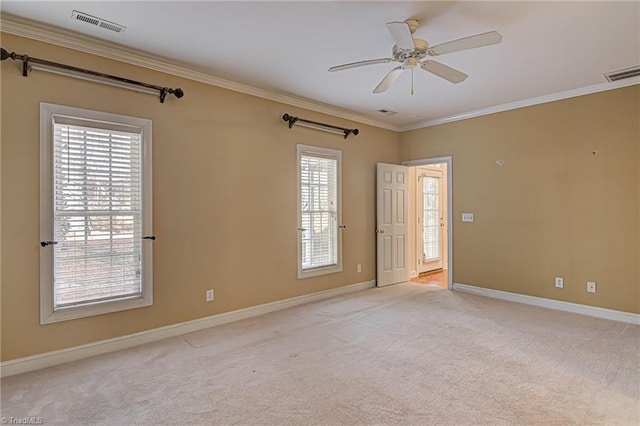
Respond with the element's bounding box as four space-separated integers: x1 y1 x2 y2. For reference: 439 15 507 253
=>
462 213 474 222
206 289 214 302
555 277 564 288
586 282 596 293
356 264 362 273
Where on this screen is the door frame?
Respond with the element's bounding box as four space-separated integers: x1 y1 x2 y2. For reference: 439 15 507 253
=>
401 156 453 290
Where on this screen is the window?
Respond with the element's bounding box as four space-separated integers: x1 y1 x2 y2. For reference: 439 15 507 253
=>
297 144 342 278
40 103 153 324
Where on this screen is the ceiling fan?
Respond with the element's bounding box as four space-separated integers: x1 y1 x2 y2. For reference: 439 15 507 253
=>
328 19 502 94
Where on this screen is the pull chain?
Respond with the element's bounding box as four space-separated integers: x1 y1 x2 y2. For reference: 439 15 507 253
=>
411 68 415 96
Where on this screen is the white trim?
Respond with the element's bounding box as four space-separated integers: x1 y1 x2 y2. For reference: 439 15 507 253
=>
297 144 343 279
39 103 153 324
0 280 376 378
400 79 640 131
401 156 453 290
453 283 640 325
1 14 396 132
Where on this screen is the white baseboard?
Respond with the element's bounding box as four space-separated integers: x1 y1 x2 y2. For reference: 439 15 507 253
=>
453 283 640 325
410 270 418 279
0 280 375 378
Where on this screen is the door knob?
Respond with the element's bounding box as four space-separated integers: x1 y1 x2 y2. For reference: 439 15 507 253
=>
376 229 385 234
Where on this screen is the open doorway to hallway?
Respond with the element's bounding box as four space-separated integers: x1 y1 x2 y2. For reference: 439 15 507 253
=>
408 162 449 289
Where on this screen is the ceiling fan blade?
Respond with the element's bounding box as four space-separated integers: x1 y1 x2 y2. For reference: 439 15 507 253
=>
421 60 468 84
427 31 502 56
373 66 404 94
386 21 415 50
328 58 394 72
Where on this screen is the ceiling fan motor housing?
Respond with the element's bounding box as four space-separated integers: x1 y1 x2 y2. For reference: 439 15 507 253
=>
392 38 429 61
328 18 501 93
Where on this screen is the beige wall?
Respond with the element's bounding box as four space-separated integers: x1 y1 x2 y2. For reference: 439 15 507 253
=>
2 31 638 363
0 34 400 361
401 86 640 314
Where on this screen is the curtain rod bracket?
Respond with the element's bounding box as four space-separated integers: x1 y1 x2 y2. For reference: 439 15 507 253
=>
159 87 168 103
1 47 184 103
283 113 298 129
22 55 29 77
282 113 358 139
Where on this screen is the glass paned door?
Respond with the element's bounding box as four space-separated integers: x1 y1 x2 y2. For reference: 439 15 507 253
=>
423 176 440 261
417 168 443 273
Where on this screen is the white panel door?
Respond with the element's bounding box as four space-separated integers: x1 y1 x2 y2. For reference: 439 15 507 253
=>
376 163 409 287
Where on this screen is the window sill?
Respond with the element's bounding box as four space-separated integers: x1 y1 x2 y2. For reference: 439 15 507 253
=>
41 295 152 325
298 264 343 279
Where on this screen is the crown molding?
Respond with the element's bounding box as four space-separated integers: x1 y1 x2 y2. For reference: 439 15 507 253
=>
3 14 637 134
400 78 640 132
0 14 400 132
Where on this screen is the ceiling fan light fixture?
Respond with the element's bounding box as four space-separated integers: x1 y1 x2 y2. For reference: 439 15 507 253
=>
405 58 419 69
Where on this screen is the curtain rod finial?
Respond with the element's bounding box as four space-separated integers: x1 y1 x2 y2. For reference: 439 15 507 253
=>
1 48 10 61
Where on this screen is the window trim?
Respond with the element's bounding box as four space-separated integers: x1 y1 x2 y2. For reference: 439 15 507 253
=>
39 103 153 324
296 144 343 279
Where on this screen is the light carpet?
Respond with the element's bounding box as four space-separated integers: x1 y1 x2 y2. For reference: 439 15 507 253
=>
1 282 639 425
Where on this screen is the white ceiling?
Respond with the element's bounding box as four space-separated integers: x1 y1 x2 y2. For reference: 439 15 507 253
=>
1 1 639 129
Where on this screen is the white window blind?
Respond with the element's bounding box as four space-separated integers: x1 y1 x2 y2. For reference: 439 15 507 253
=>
422 176 440 260
53 123 143 307
40 103 153 324
297 145 342 278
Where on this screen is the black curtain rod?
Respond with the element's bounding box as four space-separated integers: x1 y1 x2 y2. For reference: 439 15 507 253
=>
0 47 184 103
282 113 359 139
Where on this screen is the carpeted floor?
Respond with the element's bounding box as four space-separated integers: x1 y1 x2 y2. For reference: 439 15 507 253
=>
1 282 638 425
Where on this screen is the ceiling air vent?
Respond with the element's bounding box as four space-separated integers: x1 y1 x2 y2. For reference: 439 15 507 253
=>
604 65 640 82
378 109 398 116
71 10 126 34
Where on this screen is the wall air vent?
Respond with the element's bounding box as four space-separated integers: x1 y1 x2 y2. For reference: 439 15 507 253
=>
378 109 398 116
71 10 126 34
604 65 640 82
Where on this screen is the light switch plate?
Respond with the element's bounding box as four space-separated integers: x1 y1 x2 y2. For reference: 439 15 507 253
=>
555 277 564 288
462 213 474 222
586 282 596 293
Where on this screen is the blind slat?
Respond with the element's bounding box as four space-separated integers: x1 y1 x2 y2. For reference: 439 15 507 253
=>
300 153 338 270
53 122 144 309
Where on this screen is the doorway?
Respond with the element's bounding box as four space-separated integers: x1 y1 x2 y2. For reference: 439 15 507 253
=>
374 157 452 289
403 157 452 290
